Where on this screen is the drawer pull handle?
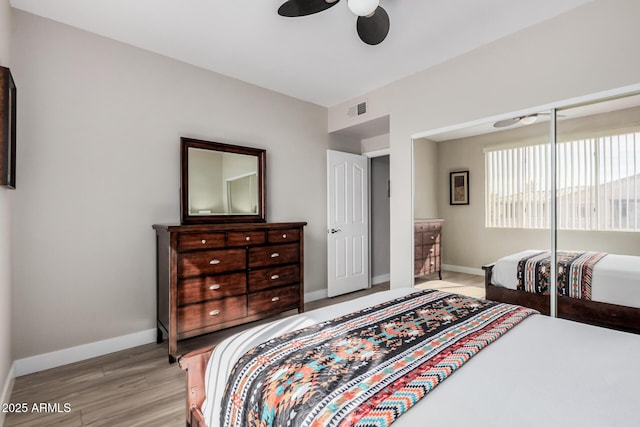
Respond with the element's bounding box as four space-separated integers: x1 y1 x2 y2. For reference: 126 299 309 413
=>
271 274 280 280
431 236 435 240
209 259 221 265
430 248 434 253
282 234 287 239
431 262 435 266
209 310 220 316
209 284 221 290
246 236 251 241
271 253 280 258
271 296 280 302
201 239 206 244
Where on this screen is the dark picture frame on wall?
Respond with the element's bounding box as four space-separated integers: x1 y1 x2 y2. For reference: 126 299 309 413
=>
450 170 469 205
0 66 16 189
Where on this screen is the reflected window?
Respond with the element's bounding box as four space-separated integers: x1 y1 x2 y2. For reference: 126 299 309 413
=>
485 105 640 232
485 142 551 229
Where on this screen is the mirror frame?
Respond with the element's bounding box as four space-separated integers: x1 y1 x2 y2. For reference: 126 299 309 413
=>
0 66 16 189
180 137 266 224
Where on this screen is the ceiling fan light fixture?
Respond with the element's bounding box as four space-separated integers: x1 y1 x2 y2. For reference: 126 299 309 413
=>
519 115 538 125
347 0 379 16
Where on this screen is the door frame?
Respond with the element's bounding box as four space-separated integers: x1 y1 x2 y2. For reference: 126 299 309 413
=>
363 148 390 287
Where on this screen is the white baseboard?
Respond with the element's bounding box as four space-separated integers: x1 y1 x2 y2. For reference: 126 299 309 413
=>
305 289 328 303
12 286 379 378
443 264 484 276
12 292 330 378
14 328 157 377
372 274 390 285
1 362 16 426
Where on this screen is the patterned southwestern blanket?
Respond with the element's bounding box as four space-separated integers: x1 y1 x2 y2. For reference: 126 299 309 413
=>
517 251 607 300
220 289 536 427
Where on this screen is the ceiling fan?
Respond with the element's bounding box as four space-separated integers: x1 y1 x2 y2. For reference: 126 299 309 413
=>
278 0 390 45
493 112 563 128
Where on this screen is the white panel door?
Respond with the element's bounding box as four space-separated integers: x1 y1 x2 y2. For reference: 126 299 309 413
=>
327 150 369 297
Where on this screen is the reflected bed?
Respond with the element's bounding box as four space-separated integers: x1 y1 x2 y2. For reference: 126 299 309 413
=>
484 250 640 333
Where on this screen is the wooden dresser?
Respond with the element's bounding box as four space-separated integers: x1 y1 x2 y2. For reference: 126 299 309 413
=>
153 222 306 362
414 218 444 280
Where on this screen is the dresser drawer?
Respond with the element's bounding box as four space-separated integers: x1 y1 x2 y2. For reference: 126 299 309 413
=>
177 232 226 251
421 230 440 244
177 272 247 305
268 228 300 243
423 257 440 273
177 296 247 334
248 265 300 292
247 285 300 316
178 248 246 278
423 243 440 257
227 231 266 247
248 243 299 268
415 221 442 232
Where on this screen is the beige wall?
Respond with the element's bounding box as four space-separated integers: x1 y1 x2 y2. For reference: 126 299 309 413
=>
328 0 640 288
361 133 389 153
413 139 438 219
0 0 14 414
11 10 356 361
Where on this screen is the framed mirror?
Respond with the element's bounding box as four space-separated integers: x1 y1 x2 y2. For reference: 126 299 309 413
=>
1 66 16 189
180 137 266 224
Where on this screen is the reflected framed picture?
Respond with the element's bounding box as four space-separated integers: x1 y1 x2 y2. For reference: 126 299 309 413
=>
450 170 469 205
0 66 16 189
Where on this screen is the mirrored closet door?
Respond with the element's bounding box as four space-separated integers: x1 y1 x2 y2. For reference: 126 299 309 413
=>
413 89 640 333
555 93 640 329
413 109 552 311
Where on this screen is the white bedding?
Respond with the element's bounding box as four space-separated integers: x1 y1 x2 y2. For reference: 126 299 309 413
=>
202 288 640 427
491 250 640 308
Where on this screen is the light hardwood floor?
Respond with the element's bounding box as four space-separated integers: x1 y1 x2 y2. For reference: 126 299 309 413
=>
4 271 483 427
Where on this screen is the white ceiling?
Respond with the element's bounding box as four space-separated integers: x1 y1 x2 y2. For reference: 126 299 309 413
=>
10 0 593 107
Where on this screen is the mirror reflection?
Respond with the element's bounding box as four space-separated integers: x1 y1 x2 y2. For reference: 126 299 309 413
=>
188 147 259 215
180 137 266 224
413 90 640 333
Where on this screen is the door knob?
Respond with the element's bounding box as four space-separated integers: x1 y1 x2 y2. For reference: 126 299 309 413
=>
329 228 342 234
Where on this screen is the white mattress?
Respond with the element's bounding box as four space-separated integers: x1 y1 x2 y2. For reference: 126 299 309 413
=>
202 288 640 427
491 250 640 308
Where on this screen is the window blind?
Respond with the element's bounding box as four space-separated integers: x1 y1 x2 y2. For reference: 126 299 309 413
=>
485 131 640 231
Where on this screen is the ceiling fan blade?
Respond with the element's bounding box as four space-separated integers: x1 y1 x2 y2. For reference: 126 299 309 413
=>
356 6 389 45
493 117 521 128
278 0 341 17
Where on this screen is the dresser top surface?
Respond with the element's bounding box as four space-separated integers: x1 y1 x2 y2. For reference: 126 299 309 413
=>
153 222 307 233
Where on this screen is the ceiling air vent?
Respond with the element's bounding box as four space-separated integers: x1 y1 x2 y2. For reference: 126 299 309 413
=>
347 101 367 118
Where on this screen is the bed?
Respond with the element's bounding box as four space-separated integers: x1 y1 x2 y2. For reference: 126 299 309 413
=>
483 250 640 333
180 287 640 427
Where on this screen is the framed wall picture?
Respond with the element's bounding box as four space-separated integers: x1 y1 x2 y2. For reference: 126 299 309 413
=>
0 66 16 189
450 170 469 205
